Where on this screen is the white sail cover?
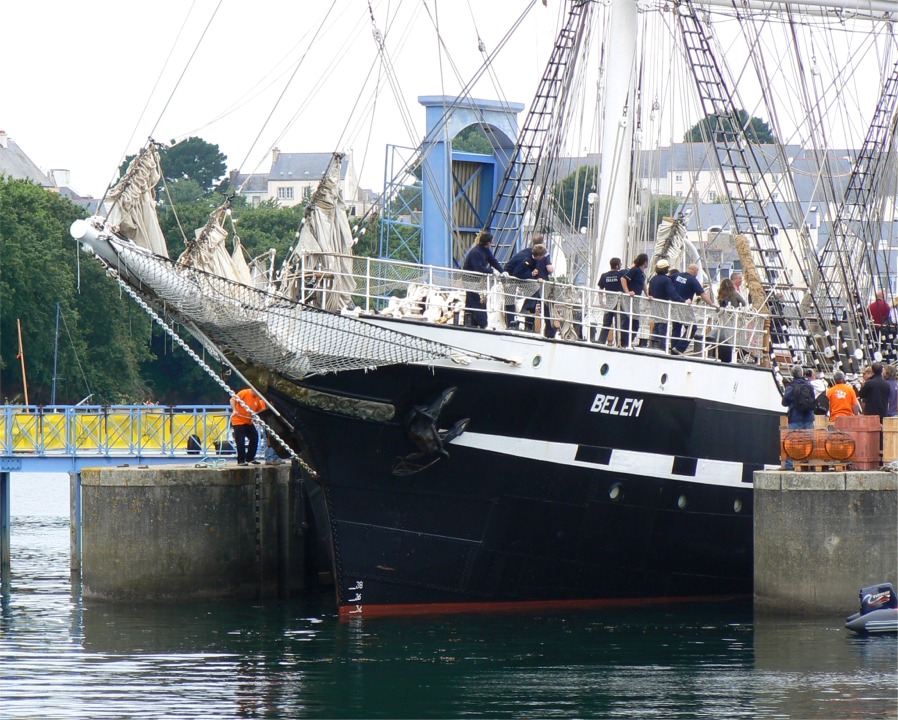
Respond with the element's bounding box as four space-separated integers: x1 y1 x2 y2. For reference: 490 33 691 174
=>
292 154 355 311
178 206 255 286
650 216 687 274
106 148 169 258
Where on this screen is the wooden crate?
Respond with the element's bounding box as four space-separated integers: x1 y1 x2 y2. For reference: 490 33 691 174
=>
834 415 882 470
884 416 898 464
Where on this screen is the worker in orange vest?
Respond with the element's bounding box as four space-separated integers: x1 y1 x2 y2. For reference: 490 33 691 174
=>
230 387 266 465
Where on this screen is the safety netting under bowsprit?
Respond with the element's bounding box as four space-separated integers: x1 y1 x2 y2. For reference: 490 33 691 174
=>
109 240 485 379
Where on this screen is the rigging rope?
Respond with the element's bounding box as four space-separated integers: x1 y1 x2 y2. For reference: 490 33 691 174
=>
108 267 317 477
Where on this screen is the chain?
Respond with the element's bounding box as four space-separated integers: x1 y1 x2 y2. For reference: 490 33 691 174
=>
110 271 318 478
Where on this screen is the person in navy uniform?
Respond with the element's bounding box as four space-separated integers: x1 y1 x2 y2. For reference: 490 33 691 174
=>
532 235 556 338
647 258 682 350
671 263 715 354
462 231 503 328
506 242 548 331
620 253 648 347
597 257 626 345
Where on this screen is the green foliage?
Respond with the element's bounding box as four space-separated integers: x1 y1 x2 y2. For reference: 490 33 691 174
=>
642 195 681 235
453 125 494 155
0 177 154 404
231 202 305 259
159 137 228 192
553 166 599 230
684 110 777 144
118 137 228 195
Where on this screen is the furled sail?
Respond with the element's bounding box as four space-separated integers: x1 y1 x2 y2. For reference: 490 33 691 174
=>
105 147 169 258
179 204 255 287
280 153 355 311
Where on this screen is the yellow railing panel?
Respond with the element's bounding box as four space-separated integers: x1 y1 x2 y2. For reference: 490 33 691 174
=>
170 412 230 453
106 411 135 451
137 410 167 451
10 412 40 452
42 414 68 451
72 414 104 451
0 406 232 457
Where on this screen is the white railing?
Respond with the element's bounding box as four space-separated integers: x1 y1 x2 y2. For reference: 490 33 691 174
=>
284 254 769 363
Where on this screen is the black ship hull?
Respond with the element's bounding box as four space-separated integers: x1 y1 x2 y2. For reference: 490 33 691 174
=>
253 328 782 618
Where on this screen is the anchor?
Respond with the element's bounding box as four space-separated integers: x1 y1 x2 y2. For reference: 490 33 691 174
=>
392 387 469 476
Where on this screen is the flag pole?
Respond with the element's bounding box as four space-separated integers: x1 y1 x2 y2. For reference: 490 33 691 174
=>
17 318 29 406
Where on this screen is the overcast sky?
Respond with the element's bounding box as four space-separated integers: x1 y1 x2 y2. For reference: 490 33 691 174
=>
3 0 559 197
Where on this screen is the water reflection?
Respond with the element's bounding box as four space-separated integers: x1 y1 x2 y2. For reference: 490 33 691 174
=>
3 474 896 719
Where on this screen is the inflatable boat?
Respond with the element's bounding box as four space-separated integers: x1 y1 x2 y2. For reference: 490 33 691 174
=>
845 582 898 635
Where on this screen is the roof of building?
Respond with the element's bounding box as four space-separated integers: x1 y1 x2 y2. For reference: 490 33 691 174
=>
270 152 349 181
57 186 102 214
231 173 269 193
0 133 53 187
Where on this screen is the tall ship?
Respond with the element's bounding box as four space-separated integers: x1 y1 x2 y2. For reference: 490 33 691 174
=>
71 0 898 616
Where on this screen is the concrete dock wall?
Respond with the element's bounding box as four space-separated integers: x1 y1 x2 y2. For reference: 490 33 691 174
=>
754 471 898 615
80 464 307 602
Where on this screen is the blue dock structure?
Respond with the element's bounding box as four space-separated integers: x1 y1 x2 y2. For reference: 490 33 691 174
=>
0 404 233 582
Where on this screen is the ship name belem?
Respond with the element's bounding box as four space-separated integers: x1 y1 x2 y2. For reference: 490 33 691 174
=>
589 393 643 417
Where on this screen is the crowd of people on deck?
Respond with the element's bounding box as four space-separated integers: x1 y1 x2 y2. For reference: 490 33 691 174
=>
461 232 751 359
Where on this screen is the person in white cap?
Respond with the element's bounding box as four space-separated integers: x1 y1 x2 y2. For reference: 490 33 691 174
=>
647 259 681 350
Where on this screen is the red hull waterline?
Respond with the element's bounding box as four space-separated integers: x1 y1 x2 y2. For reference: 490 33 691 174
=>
337 593 750 620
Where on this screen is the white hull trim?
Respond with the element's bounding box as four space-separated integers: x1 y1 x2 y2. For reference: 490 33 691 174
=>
450 430 779 488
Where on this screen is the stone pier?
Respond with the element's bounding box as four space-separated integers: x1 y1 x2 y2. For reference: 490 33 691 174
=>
80 464 308 601
754 470 898 615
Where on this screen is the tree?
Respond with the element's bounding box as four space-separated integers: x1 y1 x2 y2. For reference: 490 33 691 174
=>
641 195 681 237
453 125 494 155
684 110 776 144
553 166 599 230
159 137 228 193
118 136 228 195
231 202 305 259
0 177 153 404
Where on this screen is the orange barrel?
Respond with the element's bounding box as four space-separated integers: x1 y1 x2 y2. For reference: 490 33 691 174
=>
781 428 855 463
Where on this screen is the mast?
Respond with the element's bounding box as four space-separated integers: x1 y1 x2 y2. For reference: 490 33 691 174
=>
17 318 29 406
51 302 60 406
594 0 638 286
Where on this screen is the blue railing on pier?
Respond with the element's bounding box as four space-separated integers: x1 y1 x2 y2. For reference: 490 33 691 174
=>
0 405 232 473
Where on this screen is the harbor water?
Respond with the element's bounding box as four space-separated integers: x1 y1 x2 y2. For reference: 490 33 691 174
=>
1 473 895 719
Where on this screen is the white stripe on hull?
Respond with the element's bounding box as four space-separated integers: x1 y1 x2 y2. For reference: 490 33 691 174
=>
451 431 779 488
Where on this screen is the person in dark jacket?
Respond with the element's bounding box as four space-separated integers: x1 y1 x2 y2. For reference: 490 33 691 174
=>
647 259 681 351
619 253 648 347
462 231 503 328
782 364 814 429
858 361 891 420
671 263 715 354
505 243 548 331
597 257 625 345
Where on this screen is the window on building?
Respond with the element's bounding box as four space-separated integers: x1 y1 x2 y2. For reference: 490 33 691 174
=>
675 173 683 182
302 186 313 201
709 190 717 201
675 190 683 197
278 187 294 201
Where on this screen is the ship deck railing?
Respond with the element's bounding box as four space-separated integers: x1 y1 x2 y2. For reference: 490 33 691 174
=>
288 253 770 364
